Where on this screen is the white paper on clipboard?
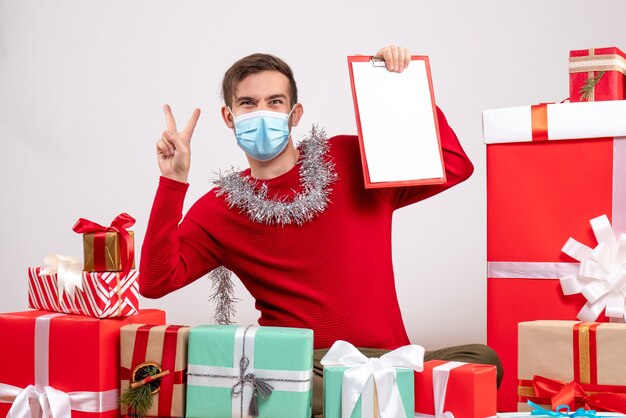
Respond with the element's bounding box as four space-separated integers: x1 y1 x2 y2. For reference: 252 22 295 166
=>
348 56 445 187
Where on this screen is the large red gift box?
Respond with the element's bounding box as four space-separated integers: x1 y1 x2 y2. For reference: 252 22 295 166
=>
569 47 626 102
483 101 626 411
0 309 166 418
28 266 139 318
414 360 497 418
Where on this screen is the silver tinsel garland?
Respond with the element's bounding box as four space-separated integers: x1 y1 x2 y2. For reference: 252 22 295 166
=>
207 126 337 324
208 266 238 325
213 125 337 226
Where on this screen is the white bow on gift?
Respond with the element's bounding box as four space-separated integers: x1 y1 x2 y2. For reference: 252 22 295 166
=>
320 340 424 418
561 214 626 322
2 383 72 418
39 254 84 300
0 382 119 418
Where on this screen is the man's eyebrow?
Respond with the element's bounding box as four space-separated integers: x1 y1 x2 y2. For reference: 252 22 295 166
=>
235 96 257 103
265 94 287 101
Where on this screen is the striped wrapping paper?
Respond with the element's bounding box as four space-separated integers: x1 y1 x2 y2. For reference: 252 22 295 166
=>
27 266 139 318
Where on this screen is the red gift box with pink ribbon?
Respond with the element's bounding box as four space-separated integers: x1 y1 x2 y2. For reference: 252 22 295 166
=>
482 100 626 411
0 309 166 418
569 47 626 102
517 321 626 414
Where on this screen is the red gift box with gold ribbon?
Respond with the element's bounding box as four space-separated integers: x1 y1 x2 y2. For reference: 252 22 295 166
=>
0 309 166 418
569 47 626 102
482 100 626 411
518 321 626 414
120 324 190 417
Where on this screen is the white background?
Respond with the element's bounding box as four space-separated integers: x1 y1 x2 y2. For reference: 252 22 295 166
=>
2 0 625 350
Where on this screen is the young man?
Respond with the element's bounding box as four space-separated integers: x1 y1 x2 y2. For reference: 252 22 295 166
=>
141 45 501 416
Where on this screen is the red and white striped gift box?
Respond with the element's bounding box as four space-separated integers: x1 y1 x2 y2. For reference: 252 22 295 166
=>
27 266 139 318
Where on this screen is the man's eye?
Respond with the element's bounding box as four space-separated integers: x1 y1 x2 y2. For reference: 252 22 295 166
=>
241 101 254 106
270 99 283 105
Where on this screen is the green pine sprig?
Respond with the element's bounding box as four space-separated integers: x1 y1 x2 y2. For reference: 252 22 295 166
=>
579 71 605 101
120 383 154 418
120 364 161 418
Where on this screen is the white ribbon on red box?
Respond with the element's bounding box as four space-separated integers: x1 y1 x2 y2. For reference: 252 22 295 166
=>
413 361 466 418
0 313 118 418
485 102 626 321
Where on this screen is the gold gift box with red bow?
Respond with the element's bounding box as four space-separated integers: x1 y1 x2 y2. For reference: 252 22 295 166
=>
517 321 626 414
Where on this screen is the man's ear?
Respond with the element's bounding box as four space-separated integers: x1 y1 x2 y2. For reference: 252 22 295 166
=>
290 103 304 127
221 106 235 129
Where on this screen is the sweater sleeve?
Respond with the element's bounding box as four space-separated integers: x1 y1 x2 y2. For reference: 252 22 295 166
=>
386 106 474 209
139 176 222 298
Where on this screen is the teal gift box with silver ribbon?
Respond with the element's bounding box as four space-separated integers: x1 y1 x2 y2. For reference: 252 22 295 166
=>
186 325 313 418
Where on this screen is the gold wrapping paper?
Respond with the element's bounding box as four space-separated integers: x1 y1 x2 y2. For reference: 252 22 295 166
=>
517 320 626 411
120 324 190 417
82 230 135 272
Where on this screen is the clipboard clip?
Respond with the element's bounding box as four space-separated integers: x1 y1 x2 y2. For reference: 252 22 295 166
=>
371 56 386 67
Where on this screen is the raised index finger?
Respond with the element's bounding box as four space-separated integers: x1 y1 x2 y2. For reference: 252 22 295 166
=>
163 104 178 133
183 108 201 136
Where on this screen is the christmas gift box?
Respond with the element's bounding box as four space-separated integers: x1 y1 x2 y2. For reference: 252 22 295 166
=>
73 213 136 272
498 409 626 417
517 321 626 414
120 324 191 417
321 340 424 418
186 324 313 418
569 47 626 102
414 360 497 418
28 260 139 318
482 100 626 411
0 309 166 418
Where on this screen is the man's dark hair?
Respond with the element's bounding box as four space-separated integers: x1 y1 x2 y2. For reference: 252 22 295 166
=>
221 53 298 109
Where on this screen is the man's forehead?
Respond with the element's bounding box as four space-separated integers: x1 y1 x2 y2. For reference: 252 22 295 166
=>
233 71 290 98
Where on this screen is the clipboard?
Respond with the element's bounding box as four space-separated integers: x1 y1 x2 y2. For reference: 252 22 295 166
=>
347 55 446 188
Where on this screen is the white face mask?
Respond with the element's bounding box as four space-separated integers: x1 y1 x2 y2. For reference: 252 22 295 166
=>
229 108 294 161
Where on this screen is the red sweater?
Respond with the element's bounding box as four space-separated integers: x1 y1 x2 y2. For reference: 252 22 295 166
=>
140 108 473 349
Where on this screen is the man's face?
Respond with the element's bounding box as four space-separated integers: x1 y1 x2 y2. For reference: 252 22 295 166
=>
231 70 292 116
221 69 303 134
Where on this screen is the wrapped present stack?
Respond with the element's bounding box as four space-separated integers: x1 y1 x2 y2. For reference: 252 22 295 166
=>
483 45 626 413
28 213 139 318
0 212 170 418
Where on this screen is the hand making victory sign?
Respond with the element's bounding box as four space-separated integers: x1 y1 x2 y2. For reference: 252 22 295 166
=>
156 104 201 183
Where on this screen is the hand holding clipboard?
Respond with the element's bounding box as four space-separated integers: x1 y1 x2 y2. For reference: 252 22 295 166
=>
348 50 446 188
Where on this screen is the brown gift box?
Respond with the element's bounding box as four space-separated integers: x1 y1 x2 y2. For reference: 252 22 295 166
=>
517 320 626 412
82 230 135 272
120 324 191 417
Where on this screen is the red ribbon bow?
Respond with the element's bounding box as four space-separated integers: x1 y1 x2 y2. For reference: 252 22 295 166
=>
532 375 626 414
72 213 135 281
